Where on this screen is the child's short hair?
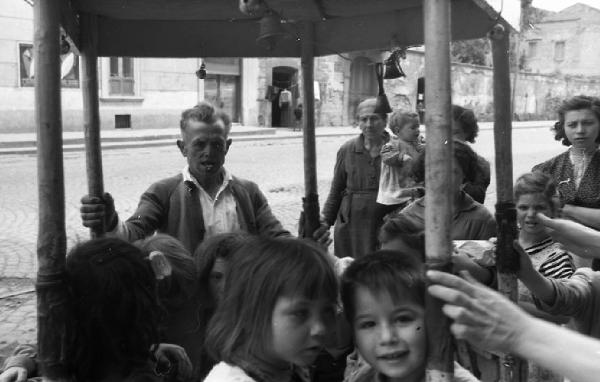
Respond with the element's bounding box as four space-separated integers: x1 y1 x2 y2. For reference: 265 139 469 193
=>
412 140 478 184
378 214 425 258
514 172 558 214
452 105 479 143
205 236 338 365
341 250 425 323
66 238 160 380
136 234 198 309
389 111 419 135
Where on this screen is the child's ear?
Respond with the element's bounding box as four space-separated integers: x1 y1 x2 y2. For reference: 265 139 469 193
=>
148 251 172 280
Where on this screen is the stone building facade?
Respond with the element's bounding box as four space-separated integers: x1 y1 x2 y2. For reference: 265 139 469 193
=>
3 1 600 133
521 3 600 76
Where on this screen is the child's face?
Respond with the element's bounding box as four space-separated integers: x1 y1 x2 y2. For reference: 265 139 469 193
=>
397 121 420 143
352 286 426 382
209 258 228 304
268 295 336 367
517 193 553 236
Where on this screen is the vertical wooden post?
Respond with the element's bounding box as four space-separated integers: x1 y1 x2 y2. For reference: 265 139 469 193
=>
81 13 105 238
34 0 69 379
423 0 454 380
490 24 527 382
300 22 320 238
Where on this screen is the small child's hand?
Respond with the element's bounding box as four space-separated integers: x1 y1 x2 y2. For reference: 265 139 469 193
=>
401 154 413 162
513 241 535 279
451 249 493 284
151 343 192 381
451 249 473 271
0 367 28 382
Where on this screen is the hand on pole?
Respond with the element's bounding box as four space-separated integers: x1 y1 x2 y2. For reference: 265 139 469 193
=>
427 270 532 355
0 367 27 382
80 192 118 231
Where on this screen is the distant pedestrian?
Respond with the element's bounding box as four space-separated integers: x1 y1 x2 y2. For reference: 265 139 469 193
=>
293 103 303 131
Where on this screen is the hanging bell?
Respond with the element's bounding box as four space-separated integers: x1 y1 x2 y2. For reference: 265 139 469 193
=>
256 12 286 51
196 62 206 79
383 52 406 79
374 63 392 114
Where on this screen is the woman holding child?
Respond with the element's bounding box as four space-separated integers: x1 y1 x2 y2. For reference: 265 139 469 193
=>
322 98 389 259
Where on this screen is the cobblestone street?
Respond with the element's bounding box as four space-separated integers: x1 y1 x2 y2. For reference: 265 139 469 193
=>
0 128 563 360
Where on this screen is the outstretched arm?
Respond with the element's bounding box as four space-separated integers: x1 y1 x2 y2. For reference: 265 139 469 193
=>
562 204 600 231
537 213 600 259
428 270 600 382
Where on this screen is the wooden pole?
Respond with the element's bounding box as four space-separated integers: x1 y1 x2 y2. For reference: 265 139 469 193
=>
300 22 320 238
80 13 105 238
33 0 69 380
423 0 454 380
490 23 527 382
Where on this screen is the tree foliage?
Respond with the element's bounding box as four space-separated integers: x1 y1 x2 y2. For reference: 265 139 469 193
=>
450 38 491 66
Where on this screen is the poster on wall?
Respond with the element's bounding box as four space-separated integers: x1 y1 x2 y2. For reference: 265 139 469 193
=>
19 43 80 88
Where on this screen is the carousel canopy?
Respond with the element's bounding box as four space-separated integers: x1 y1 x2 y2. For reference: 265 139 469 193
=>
62 0 512 57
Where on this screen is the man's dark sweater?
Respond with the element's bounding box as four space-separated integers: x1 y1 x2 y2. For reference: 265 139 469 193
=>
119 174 290 252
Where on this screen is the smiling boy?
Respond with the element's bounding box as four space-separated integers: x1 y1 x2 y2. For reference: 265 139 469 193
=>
341 251 478 382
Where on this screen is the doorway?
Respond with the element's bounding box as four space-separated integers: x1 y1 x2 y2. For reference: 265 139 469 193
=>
348 57 377 124
271 66 298 127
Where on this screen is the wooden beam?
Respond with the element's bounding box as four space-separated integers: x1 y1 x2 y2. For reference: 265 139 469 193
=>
300 21 320 238
423 0 454 381
80 13 105 238
60 0 80 54
490 23 528 382
33 0 69 379
92 2 505 58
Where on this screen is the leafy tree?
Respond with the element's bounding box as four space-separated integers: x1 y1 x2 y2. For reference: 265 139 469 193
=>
450 38 491 66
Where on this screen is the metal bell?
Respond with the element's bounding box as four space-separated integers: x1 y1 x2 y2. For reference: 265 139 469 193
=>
196 62 206 79
256 12 286 51
383 52 406 79
374 63 392 114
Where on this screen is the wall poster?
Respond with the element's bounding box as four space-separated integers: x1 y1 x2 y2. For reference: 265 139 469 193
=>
19 43 80 88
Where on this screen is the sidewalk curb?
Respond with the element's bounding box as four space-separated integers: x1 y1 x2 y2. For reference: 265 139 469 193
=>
0 122 553 155
0 131 360 155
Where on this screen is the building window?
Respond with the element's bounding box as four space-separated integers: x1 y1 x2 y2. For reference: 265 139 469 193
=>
528 41 538 59
109 57 135 95
554 41 565 61
204 74 240 122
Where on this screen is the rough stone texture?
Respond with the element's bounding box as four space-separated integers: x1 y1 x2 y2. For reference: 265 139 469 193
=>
522 3 600 76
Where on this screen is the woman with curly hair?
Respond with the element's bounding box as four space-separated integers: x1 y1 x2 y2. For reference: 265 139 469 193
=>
533 95 600 266
451 105 491 204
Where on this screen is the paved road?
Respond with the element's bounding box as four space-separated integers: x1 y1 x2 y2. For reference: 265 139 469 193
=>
0 127 564 355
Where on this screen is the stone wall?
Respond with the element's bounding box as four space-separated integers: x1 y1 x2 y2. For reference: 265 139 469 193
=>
366 50 600 123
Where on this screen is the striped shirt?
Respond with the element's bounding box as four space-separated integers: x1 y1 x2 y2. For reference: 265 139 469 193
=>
518 237 575 305
528 238 575 279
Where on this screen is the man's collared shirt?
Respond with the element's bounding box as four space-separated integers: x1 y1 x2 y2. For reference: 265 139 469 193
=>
110 165 241 241
182 165 241 239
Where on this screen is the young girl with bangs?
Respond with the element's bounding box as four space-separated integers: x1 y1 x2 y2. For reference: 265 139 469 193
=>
203 236 340 382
